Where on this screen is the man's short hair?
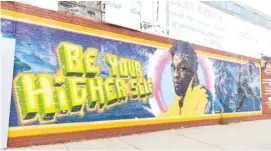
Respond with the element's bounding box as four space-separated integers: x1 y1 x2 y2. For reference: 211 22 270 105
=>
170 41 198 74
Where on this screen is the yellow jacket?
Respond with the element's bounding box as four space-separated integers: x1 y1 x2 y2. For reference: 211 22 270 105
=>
158 77 209 117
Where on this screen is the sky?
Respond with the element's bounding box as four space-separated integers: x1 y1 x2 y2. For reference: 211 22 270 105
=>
238 1 271 18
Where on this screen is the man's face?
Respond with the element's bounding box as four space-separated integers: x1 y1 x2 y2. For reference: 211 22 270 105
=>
171 54 194 96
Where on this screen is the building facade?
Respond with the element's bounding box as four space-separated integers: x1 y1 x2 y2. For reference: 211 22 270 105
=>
1 1 271 148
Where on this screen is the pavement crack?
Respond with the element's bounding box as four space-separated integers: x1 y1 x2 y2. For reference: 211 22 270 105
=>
63 143 70 151
170 130 226 150
118 137 141 151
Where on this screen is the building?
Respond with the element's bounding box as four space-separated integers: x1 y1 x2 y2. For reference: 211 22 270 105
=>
1 1 271 148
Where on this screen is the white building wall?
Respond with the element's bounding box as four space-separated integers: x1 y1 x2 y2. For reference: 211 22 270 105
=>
18 1 271 58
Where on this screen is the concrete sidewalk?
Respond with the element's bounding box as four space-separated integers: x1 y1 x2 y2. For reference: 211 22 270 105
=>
5 119 271 150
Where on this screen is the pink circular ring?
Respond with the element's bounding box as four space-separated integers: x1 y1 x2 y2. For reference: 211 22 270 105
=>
154 51 171 112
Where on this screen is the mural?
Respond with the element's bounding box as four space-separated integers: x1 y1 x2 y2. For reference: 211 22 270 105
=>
1 18 261 127
155 42 261 117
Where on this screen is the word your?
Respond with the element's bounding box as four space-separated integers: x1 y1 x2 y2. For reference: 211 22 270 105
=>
14 42 153 124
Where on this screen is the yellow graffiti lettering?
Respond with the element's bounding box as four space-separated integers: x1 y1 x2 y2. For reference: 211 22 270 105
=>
53 74 69 115
104 77 118 107
36 74 56 121
118 58 129 78
83 47 100 78
130 79 139 100
15 74 39 121
127 60 136 78
57 42 84 76
53 74 65 86
14 74 56 122
14 41 155 124
115 78 127 102
54 86 69 115
65 77 87 112
143 78 151 98
138 78 146 101
147 78 153 97
104 54 118 77
86 77 106 111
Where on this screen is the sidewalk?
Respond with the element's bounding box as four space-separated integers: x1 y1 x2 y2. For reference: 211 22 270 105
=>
5 119 271 150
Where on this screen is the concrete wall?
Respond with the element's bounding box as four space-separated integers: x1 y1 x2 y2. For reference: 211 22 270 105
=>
1 2 270 148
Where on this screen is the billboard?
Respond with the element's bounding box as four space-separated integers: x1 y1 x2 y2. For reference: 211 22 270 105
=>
140 1 167 37
19 0 59 11
103 1 141 31
165 1 271 58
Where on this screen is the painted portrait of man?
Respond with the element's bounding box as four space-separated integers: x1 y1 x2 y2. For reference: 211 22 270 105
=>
159 41 214 117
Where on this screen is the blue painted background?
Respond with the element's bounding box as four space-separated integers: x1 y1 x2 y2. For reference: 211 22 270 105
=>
2 19 156 127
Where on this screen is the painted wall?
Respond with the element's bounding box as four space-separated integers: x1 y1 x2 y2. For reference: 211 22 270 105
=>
1 17 262 126
0 2 265 147
262 60 271 113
